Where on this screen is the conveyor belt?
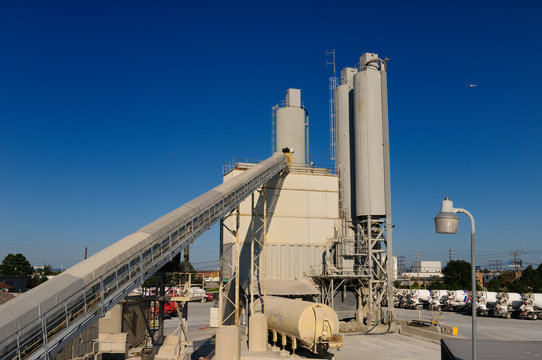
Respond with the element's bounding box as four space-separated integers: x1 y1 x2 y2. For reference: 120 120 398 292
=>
0 153 288 360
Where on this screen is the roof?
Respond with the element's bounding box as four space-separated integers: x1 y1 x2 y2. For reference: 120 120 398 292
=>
241 279 319 296
0 282 13 289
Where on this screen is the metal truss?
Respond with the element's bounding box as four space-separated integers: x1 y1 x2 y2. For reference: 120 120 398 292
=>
218 208 240 326
356 216 389 325
249 189 267 315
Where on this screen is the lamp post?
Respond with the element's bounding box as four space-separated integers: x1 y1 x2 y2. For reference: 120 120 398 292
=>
434 196 476 360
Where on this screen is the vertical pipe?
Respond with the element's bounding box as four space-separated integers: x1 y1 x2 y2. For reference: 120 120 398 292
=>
235 206 240 326
367 217 373 323
262 190 268 314
331 278 334 309
472 228 477 360
250 193 255 316
380 62 394 322
158 273 165 344
305 112 309 165
218 219 224 326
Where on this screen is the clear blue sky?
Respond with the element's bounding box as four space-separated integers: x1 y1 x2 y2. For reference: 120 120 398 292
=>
1 1 541 271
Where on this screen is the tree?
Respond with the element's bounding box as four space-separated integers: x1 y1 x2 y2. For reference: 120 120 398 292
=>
442 260 471 288
507 278 527 293
487 278 501 292
31 265 54 287
428 281 447 290
0 253 33 277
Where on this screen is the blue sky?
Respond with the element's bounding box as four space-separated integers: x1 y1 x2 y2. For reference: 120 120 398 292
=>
1 1 541 270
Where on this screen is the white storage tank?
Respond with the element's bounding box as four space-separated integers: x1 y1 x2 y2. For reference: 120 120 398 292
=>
353 53 386 217
410 289 431 302
335 67 358 220
447 290 469 303
276 88 306 165
524 293 542 310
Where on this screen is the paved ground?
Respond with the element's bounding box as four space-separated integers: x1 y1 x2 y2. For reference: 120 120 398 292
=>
164 301 216 359
393 307 542 341
330 333 439 360
162 303 542 359
165 303 440 359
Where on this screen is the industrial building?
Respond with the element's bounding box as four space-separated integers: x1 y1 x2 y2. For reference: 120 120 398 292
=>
0 51 395 359
219 52 394 327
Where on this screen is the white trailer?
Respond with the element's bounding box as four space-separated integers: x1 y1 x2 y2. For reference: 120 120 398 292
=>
430 290 449 310
444 290 470 311
397 289 409 308
519 293 542 320
408 289 431 309
495 292 522 318
476 291 497 316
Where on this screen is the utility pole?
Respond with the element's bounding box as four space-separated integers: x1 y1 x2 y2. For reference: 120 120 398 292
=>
448 249 453 262
416 251 419 288
512 250 522 279
84 246 87 260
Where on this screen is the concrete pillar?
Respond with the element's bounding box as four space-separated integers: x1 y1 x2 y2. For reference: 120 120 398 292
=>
248 313 267 351
215 326 240 360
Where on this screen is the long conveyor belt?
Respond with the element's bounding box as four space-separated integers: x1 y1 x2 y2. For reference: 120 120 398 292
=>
0 153 288 360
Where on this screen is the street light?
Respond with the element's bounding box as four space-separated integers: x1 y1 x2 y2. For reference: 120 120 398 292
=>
434 196 477 360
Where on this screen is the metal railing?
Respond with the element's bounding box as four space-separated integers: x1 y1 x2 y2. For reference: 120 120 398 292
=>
1 154 287 360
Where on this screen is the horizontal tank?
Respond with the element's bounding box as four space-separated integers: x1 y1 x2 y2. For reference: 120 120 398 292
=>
353 53 386 217
497 292 522 307
477 291 497 304
276 89 306 165
410 289 431 302
447 290 469 303
431 290 448 300
522 293 542 309
265 296 342 352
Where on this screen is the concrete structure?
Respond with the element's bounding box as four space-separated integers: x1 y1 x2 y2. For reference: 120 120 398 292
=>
54 322 98 360
97 300 147 355
275 88 307 164
215 326 240 360
248 313 267 351
335 66 358 222
353 52 386 217
220 162 339 324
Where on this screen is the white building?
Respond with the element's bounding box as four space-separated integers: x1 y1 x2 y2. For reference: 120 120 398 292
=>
410 261 441 273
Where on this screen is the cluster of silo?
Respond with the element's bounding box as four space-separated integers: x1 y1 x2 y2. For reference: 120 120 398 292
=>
335 52 388 225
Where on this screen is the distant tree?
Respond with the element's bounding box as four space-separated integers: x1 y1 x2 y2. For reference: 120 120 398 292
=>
31 265 54 287
487 278 501 292
0 254 33 277
507 278 527 293
498 271 516 288
442 260 471 288
428 281 447 290
521 265 537 291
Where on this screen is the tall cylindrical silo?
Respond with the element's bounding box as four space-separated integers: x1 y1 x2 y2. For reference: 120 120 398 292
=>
335 67 357 221
276 88 306 164
353 54 386 217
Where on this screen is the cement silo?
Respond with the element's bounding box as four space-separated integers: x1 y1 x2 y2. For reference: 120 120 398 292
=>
353 53 386 217
276 88 307 164
335 67 358 221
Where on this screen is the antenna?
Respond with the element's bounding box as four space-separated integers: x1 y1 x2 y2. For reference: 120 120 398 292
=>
325 49 337 162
